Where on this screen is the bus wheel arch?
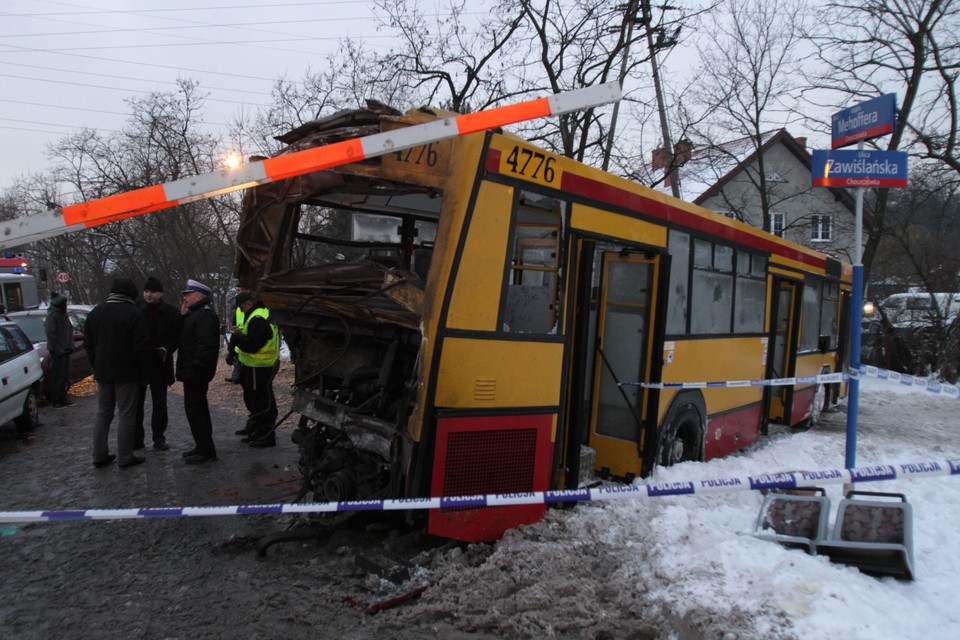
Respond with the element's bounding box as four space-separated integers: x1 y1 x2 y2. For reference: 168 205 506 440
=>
657 392 706 467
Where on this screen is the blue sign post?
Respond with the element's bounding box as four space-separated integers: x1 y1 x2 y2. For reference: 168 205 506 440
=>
819 93 902 472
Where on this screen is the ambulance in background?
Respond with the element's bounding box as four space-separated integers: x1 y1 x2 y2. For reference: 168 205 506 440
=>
0 257 40 311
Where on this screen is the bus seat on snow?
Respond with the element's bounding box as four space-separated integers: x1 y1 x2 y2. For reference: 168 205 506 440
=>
753 487 830 554
816 490 915 581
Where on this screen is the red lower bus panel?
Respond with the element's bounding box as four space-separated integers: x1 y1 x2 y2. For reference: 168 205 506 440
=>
428 414 554 542
790 386 817 425
703 404 762 460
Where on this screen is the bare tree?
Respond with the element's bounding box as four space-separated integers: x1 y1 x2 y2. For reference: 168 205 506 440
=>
29 80 239 306
805 0 960 280
232 0 704 178
230 39 421 162
685 0 810 231
373 0 527 113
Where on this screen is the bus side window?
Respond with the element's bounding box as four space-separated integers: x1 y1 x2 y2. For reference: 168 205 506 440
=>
503 195 562 333
819 280 839 349
666 231 690 335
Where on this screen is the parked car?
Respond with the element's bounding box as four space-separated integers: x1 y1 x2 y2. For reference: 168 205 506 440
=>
6 305 93 400
865 292 960 333
0 319 43 430
862 292 960 373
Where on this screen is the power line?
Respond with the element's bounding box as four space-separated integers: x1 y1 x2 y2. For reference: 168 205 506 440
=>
0 72 270 107
0 43 296 86
0 16 388 39
0 115 120 131
0 97 127 116
0 124 85 135
7 1 369 17
0 60 275 96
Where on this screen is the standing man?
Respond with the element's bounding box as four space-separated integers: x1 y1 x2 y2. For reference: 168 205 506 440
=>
228 291 279 447
176 279 220 464
134 277 181 451
44 292 74 408
84 277 152 469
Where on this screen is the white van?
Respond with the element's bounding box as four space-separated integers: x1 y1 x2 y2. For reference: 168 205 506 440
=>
871 292 960 330
0 273 40 311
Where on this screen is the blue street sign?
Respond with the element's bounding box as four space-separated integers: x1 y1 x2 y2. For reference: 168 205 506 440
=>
831 94 897 149
811 149 908 188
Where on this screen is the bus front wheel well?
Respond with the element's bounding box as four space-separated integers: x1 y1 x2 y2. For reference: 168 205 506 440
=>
657 392 706 468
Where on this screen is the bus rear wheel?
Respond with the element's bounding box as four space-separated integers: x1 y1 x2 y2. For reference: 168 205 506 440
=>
658 403 703 467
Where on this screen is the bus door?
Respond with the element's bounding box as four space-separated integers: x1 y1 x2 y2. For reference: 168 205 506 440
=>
766 277 802 423
587 251 662 481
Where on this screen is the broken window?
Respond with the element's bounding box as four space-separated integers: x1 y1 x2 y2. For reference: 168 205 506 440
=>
503 192 564 333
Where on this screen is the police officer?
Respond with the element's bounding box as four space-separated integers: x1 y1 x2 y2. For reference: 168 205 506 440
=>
228 291 279 447
177 279 220 464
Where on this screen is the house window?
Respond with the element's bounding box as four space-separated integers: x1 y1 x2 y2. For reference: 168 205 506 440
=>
770 212 785 237
811 214 832 242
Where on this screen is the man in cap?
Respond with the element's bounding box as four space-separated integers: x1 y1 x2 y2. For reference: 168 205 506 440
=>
176 279 220 464
44 291 74 408
84 277 153 469
228 291 279 447
134 277 181 451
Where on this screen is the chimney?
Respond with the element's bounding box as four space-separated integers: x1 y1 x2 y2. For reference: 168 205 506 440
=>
795 137 807 149
652 147 668 171
675 140 693 166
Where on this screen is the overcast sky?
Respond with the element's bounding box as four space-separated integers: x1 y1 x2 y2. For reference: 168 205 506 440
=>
2 1 849 205
0 0 396 192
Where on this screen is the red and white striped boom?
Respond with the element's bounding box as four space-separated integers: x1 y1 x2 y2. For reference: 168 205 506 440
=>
0 82 621 250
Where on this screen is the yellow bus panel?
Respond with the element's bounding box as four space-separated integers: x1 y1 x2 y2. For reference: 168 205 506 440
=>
571 204 667 248
445 181 514 331
660 337 767 417
435 337 564 410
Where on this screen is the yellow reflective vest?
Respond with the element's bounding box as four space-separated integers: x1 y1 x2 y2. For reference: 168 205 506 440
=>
237 307 279 367
232 306 246 355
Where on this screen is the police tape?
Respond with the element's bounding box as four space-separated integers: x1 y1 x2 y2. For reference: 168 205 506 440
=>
620 371 847 389
620 365 960 400
0 459 957 524
851 365 960 400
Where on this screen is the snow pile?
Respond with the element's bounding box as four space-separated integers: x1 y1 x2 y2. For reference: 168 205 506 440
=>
377 377 960 638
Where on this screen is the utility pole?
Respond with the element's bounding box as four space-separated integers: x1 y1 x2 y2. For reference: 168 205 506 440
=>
641 0 682 199
602 0 640 172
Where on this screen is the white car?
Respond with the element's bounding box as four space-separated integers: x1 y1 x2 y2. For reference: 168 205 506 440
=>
878 292 960 330
0 319 43 431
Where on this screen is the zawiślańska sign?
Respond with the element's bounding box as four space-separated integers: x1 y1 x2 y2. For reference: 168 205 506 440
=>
811 149 907 188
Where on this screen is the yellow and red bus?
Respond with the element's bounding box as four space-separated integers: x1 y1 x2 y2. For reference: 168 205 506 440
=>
236 103 851 542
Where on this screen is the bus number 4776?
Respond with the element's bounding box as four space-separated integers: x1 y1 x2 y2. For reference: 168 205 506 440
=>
506 146 556 183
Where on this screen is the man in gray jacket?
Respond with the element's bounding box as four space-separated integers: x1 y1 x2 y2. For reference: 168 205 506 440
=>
84 278 153 469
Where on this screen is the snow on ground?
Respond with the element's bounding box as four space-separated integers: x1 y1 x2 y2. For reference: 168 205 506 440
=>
378 376 960 639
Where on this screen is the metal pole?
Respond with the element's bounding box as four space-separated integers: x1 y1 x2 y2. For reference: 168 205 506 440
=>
642 0 681 198
602 0 638 172
845 141 865 469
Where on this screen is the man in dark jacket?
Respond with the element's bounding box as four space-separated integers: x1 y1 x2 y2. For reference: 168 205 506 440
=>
84 277 153 469
176 279 220 464
134 277 181 451
44 292 74 408
228 292 279 447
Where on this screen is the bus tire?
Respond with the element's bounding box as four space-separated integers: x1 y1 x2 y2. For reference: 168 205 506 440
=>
658 395 705 467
